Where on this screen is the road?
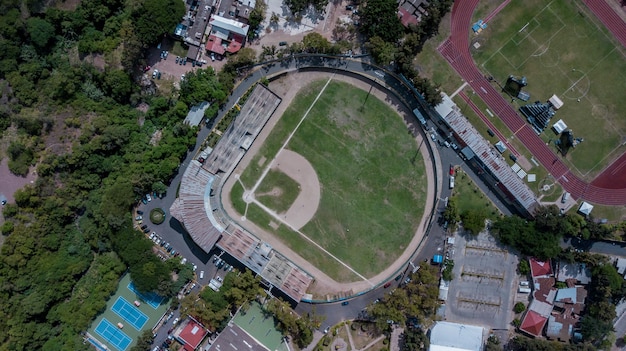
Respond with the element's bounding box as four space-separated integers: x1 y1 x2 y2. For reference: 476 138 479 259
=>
141 55 519 339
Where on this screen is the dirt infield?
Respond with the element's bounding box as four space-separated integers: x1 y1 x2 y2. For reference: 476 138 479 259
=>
221 71 436 294
273 149 321 230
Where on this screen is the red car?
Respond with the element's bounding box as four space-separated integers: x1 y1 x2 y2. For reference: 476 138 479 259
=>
449 165 455 176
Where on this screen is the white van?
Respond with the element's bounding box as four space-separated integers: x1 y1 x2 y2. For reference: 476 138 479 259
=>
449 176 455 189
199 271 204 279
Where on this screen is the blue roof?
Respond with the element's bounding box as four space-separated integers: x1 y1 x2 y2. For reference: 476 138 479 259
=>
433 255 443 263
555 287 577 303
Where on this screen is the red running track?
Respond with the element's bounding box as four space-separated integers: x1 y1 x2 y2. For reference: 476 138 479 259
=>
438 0 626 205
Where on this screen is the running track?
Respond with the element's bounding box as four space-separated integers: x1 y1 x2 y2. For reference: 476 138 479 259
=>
438 0 626 206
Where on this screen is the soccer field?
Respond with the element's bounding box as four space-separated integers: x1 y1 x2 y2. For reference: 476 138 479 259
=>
231 79 427 282
472 0 626 178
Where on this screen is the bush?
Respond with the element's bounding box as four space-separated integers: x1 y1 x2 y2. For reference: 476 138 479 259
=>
150 208 166 224
513 302 526 314
1 221 14 235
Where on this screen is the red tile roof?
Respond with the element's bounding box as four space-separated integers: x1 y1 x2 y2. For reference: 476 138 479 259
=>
178 319 208 351
520 310 548 337
530 258 552 277
398 8 419 27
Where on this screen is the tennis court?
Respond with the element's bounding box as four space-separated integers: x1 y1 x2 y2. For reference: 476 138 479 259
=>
112 297 149 330
94 318 132 351
232 302 287 351
128 282 164 308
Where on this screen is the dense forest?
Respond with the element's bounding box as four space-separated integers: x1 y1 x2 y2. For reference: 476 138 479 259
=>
0 0 232 348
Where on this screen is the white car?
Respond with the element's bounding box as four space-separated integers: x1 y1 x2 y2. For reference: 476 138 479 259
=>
135 215 142 221
146 194 152 202
172 317 179 325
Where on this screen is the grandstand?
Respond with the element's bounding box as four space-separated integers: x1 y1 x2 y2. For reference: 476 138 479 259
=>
170 84 314 302
520 102 556 134
435 94 539 216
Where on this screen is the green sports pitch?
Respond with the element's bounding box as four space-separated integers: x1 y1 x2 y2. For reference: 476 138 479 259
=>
472 0 626 178
230 79 427 282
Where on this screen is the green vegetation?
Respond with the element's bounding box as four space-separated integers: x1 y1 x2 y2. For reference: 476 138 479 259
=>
367 265 440 332
513 302 526 314
507 336 597 351
237 80 427 280
183 269 266 332
441 259 454 281
401 329 429 351
451 170 501 234
265 298 323 348
150 208 166 224
230 181 247 215
256 170 301 213
0 0 225 348
472 0 626 177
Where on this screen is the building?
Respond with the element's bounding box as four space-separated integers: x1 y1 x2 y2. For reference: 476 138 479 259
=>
530 258 552 278
556 261 591 285
174 317 209 351
205 15 249 56
428 322 484 351
435 94 540 217
578 202 594 216
549 95 564 110
398 0 429 27
170 85 314 303
184 102 211 127
552 119 567 134
520 310 548 337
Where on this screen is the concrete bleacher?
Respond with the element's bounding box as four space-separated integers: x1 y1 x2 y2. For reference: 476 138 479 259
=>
204 84 281 175
437 95 539 214
173 84 313 302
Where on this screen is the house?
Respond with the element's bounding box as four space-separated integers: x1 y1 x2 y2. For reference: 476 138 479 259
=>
428 322 484 351
174 317 209 351
205 15 249 56
556 261 591 285
546 286 587 342
398 0 429 27
578 202 594 216
520 310 548 337
530 258 553 278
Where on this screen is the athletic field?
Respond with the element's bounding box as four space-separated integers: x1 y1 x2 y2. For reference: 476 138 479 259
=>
231 79 427 282
472 0 626 178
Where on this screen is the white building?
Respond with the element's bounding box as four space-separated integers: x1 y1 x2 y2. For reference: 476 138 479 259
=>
429 322 484 351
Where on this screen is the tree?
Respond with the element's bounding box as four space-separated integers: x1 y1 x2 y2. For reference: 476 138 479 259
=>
517 259 530 276
460 209 487 235
26 17 56 51
366 36 396 66
103 69 133 103
513 302 526 313
134 0 185 45
442 197 459 228
359 0 403 42
302 32 331 53
179 67 226 106
130 330 154 351
401 329 429 351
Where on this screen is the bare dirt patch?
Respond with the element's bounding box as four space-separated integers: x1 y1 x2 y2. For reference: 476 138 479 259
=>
274 149 321 230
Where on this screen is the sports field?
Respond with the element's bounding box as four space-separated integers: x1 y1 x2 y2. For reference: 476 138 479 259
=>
472 0 626 178
232 79 427 282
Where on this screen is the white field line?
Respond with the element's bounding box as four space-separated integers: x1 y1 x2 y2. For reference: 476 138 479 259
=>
252 198 371 284
450 82 468 98
250 76 334 195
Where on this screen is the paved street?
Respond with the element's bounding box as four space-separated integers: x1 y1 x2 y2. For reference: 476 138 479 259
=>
142 56 524 339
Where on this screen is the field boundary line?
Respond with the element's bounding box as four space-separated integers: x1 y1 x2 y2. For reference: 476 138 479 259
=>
251 198 371 283
250 76 334 195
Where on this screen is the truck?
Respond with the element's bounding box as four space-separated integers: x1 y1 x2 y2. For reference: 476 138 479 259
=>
413 108 427 126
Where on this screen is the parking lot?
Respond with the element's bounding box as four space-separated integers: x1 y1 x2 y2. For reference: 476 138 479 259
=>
444 230 518 329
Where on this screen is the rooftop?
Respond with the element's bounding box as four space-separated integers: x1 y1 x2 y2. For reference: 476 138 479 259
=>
176 318 209 351
556 261 591 285
429 322 484 351
436 94 539 213
520 310 548 337
530 258 552 278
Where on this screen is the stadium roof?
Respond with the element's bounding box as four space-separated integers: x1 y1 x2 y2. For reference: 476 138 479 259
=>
429 322 483 351
436 94 539 213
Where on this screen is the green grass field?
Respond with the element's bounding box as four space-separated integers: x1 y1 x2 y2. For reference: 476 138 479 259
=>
452 170 501 221
472 0 626 178
256 169 301 214
232 79 427 282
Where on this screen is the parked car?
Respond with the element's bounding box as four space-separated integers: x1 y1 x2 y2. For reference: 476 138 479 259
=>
152 70 158 79
199 271 204 279
175 56 180 64
172 317 179 325
341 301 349 306
143 228 150 233
136 215 143 221
146 194 152 202
141 224 148 230
137 210 144 215
279 41 287 46
211 52 215 61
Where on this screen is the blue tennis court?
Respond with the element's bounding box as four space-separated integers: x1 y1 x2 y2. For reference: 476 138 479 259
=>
128 282 164 309
112 297 149 330
94 318 132 351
